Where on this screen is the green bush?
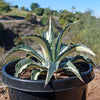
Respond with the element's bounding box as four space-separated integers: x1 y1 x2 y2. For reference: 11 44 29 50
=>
0 0 11 12
30 3 39 11
52 10 58 16
40 15 48 25
25 13 36 24
14 5 18 9
43 8 52 16
34 8 44 16
20 6 26 11
25 13 32 21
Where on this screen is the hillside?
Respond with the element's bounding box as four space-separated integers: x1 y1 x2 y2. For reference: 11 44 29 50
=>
1 8 30 17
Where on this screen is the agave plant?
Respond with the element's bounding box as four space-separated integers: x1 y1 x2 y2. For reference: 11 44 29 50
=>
6 16 95 87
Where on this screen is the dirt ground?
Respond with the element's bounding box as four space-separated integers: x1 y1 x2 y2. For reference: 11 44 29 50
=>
0 69 100 100
87 69 100 100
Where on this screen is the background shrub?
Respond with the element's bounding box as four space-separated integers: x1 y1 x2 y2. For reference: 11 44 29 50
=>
25 13 37 24
34 8 44 16
40 15 48 26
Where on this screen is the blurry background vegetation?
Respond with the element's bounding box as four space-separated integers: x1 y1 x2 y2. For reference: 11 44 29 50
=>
0 0 100 69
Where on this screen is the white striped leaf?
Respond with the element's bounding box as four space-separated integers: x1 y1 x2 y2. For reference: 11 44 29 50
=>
31 69 46 80
42 32 46 39
6 45 45 63
55 44 95 62
31 69 41 80
59 44 69 55
60 60 84 82
55 21 79 58
15 58 47 77
45 62 59 87
45 16 55 61
48 16 55 60
48 16 53 44
72 55 95 66
24 35 53 61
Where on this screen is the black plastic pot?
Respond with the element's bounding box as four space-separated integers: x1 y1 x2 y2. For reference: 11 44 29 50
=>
2 59 95 100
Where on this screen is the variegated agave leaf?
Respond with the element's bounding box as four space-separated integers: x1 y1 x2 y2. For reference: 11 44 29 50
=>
42 32 46 39
59 44 69 55
6 45 45 63
36 50 44 58
42 16 54 44
72 54 95 67
42 31 49 41
45 62 59 87
59 60 84 82
23 35 53 62
45 31 49 41
55 44 95 62
48 16 55 60
15 58 47 77
55 21 79 58
48 16 55 43
31 69 46 80
31 69 41 80
42 16 55 61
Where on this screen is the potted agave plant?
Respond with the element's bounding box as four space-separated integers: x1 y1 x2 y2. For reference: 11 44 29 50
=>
2 16 95 100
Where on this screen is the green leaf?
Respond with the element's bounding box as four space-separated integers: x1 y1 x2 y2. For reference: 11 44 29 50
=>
31 69 41 80
48 16 53 44
31 69 46 80
6 45 45 63
42 32 46 39
45 62 59 87
55 44 95 62
43 16 54 44
42 31 50 41
24 35 53 61
46 16 55 60
55 21 79 58
59 44 69 55
36 50 44 58
15 58 47 77
42 16 56 61
60 60 84 82
44 31 48 41
50 39 55 61
72 54 95 66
